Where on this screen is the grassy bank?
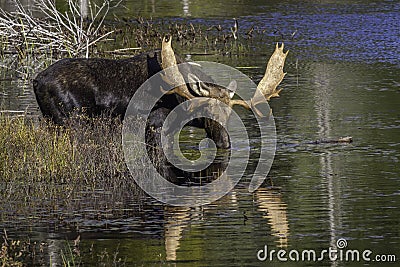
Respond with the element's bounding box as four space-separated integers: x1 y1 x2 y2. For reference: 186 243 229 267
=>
0 114 127 184
0 114 147 221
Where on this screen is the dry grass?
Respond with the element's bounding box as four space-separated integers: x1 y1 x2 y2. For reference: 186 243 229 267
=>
0 114 125 185
0 113 148 222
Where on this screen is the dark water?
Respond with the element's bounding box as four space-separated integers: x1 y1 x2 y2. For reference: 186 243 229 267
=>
1 0 399 266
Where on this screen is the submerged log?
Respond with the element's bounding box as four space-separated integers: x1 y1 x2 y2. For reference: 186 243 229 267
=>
309 136 353 144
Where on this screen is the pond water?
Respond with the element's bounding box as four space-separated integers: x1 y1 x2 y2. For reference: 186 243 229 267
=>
1 0 399 266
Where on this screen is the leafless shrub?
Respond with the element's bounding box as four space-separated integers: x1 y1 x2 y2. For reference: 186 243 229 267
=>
0 0 121 58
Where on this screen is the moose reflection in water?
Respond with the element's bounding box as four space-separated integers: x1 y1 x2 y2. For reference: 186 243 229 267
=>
40 188 289 264
163 188 289 261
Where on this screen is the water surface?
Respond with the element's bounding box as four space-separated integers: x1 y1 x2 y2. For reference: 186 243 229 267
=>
0 0 399 266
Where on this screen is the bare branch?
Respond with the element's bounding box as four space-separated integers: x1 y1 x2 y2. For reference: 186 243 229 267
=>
0 0 119 58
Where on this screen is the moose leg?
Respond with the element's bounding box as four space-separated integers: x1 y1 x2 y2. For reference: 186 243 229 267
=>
33 79 71 124
146 107 170 156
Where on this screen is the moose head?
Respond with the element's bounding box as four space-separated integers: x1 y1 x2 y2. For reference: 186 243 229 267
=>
157 36 288 148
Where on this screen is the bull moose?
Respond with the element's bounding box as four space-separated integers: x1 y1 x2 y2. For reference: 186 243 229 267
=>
33 36 288 149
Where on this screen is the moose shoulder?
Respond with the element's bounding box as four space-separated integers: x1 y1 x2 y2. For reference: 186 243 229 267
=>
33 38 288 149
33 51 180 124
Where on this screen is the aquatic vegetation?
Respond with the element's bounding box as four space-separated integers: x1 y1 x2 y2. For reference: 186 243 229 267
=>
1 229 127 266
1 114 123 183
0 229 46 266
0 113 147 222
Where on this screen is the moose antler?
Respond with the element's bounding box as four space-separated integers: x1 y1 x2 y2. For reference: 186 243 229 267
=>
161 36 195 100
230 43 288 116
256 43 288 101
160 37 288 118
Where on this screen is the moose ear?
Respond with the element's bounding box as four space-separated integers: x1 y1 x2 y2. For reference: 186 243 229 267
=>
227 80 237 99
187 73 210 97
